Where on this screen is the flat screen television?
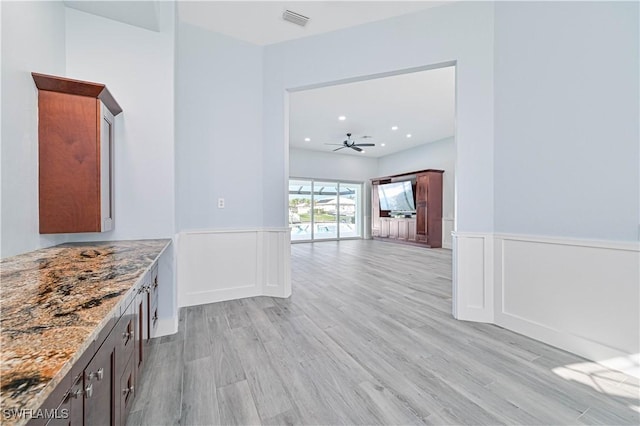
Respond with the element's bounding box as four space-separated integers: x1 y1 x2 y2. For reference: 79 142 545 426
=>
378 181 415 213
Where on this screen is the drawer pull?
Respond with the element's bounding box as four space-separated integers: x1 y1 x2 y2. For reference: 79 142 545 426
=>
88 367 103 381
123 330 133 341
85 383 93 399
68 388 83 400
122 385 134 397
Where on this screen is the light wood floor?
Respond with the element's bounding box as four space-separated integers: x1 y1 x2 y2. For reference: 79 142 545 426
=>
128 240 639 425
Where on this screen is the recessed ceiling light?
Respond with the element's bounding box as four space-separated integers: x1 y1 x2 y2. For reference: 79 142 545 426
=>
406 134 412 138
304 137 310 142
381 143 386 147
338 115 346 121
360 150 365 153
391 126 398 131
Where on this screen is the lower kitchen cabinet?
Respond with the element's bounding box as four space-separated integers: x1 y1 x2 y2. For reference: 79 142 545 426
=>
30 263 161 426
83 341 113 426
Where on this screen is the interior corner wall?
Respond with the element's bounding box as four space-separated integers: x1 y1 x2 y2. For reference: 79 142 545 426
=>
1 1 69 258
289 148 379 238
173 22 290 309
493 1 640 373
64 5 176 242
175 21 263 232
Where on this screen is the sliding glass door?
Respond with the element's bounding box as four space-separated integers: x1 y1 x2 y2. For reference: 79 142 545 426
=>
338 182 361 238
288 179 362 242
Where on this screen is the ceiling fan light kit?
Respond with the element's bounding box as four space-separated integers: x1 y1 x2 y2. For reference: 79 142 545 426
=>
324 133 376 152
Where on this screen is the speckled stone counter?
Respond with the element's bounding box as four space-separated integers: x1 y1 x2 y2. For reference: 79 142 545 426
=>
0 239 170 421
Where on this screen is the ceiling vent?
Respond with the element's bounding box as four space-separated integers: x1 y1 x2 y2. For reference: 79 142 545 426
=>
282 10 309 27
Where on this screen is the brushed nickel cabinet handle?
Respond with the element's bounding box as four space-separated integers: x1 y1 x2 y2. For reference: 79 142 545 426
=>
122 385 134 397
65 387 83 402
85 383 93 399
88 367 103 381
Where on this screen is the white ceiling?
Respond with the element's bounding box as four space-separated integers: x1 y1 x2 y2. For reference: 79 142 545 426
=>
64 1 161 31
62 1 454 158
289 66 455 158
178 1 449 46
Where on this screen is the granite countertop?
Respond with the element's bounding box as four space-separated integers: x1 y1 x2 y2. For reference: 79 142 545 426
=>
0 239 171 419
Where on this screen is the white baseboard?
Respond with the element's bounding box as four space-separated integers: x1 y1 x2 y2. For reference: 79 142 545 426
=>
493 233 640 378
176 228 291 308
153 317 178 338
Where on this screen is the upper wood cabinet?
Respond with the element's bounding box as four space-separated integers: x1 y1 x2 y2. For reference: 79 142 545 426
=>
32 73 122 234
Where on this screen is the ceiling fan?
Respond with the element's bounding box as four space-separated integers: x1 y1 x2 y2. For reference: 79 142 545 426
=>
325 133 375 152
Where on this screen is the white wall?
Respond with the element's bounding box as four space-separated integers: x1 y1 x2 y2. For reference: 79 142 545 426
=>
494 1 639 242
174 22 290 308
1 1 70 258
264 2 495 236
290 148 378 184
63 5 177 335
175 22 263 231
64 5 175 242
492 1 639 374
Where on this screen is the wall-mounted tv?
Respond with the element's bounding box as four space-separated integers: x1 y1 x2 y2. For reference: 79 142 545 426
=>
378 180 415 212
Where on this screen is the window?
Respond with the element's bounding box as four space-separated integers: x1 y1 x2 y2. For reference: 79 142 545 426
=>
289 179 362 242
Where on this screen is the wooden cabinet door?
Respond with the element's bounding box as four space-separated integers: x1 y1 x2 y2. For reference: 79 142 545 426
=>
416 174 428 237
416 175 428 202
84 343 114 426
398 220 408 240
117 355 135 426
408 220 417 242
389 220 399 239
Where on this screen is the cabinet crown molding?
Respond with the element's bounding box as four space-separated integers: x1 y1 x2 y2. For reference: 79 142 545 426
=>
32 72 123 116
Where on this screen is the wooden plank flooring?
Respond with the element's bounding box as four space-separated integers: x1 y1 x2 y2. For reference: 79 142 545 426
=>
128 240 639 425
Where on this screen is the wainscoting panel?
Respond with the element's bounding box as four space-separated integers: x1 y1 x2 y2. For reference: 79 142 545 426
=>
494 234 640 377
177 228 291 307
452 232 494 322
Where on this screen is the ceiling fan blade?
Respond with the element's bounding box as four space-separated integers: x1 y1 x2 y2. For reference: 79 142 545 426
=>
354 143 375 147
324 143 343 146
333 146 346 151
356 135 373 139
351 146 363 152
